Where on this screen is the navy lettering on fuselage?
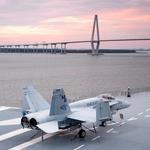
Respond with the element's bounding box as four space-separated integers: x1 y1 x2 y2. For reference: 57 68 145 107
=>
87 101 97 107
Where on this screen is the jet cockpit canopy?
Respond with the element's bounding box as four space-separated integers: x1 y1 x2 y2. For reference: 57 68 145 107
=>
97 94 115 101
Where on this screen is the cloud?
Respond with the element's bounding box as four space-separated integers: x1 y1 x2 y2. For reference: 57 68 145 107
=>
42 16 91 24
0 0 150 25
0 0 150 48
0 0 7 6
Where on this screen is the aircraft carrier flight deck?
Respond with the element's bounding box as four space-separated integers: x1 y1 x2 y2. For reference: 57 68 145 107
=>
0 92 150 150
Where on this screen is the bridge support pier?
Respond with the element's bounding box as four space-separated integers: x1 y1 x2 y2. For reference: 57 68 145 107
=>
7 45 12 53
50 44 53 53
51 44 57 54
43 44 48 53
60 43 66 54
33 44 39 53
15 45 19 53
24 45 29 53
0 46 3 52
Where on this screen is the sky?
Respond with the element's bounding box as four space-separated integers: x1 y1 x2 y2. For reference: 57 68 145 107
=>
0 0 150 49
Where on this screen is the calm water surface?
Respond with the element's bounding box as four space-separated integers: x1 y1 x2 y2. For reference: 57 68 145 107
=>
0 53 150 106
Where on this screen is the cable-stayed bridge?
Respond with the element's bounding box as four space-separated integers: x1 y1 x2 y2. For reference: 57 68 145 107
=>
0 15 150 54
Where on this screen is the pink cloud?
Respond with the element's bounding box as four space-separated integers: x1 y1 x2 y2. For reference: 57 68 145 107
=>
0 0 7 6
0 1 150 49
99 8 150 38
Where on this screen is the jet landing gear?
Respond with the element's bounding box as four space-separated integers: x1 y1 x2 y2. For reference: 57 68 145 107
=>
30 129 44 141
78 123 97 138
99 121 106 127
77 123 97 139
78 129 86 138
71 123 96 140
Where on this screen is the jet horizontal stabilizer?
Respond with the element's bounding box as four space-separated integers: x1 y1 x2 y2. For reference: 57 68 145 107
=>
37 120 59 133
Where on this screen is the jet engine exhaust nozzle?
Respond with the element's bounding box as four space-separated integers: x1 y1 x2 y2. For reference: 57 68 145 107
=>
29 118 38 129
21 116 29 128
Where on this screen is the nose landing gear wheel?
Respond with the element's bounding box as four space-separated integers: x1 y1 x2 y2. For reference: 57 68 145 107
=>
78 129 86 138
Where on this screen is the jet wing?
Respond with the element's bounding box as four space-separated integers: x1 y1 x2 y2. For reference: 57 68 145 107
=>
67 108 96 123
37 120 59 133
109 101 118 106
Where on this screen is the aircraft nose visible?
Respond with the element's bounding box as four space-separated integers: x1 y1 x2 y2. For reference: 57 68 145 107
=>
123 101 131 108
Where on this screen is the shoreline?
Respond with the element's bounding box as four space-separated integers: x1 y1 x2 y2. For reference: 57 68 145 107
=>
0 48 136 53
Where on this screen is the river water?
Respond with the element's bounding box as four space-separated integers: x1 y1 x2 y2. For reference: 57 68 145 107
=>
0 53 150 107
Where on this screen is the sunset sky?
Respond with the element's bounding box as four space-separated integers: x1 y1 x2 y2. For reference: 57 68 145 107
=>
0 0 150 49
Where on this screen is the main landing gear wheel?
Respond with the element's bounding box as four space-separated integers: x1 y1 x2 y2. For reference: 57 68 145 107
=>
100 121 106 127
78 129 86 138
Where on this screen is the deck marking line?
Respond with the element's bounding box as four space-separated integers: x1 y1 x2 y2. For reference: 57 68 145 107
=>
145 108 150 112
0 106 10 111
0 128 31 141
74 144 85 150
0 106 20 111
137 112 143 116
144 115 150 118
9 134 52 150
107 122 119 126
127 117 138 122
118 121 126 126
91 135 101 141
106 128 114 133
89 127 98 130
0 118 21 126
111 130 118 134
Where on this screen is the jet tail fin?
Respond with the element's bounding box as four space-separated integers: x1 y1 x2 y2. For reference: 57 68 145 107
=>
22 86 50 114
49 88 71 116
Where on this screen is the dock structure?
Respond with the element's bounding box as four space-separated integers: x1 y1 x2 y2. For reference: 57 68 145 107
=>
0 14 150 54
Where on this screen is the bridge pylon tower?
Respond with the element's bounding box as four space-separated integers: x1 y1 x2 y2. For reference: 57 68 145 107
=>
91 14 100 55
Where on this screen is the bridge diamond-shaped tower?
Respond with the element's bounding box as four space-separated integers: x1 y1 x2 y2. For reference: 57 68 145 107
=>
91 14 100 55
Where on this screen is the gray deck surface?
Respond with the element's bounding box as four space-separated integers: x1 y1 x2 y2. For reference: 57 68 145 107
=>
0 92 150 150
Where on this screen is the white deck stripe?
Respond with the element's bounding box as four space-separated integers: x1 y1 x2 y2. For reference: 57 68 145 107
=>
91 135 101 141
107 122 119 126
119 121 126 126
0 106 10 111
89 127 98 130
106 128 114 133
9 134 52 150
127 117 138 122
145 108 150 112
0 118 21 126
0 106 20 111
144 115 150 118
137 112 143 116
0 128 30 141
111 130 118 134
74 144 85 150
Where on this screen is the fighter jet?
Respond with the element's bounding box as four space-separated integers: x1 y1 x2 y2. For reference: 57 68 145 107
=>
21 86 130 139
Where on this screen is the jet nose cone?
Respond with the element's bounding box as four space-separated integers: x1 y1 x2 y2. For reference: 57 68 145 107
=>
124 101 131 108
